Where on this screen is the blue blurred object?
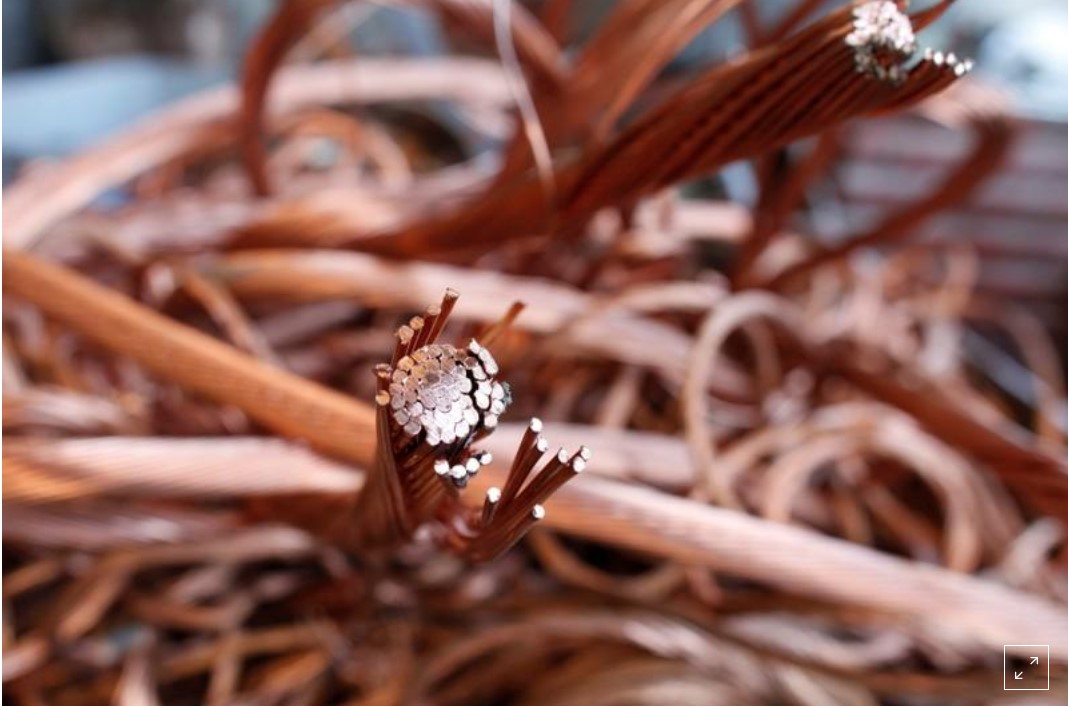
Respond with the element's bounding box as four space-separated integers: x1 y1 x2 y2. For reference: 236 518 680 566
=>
978 6 1068 120
2 56 228 182
0 3 483 185
3 0 41 70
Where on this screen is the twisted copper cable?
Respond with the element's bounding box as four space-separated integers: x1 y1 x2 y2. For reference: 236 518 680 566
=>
350 290 587 558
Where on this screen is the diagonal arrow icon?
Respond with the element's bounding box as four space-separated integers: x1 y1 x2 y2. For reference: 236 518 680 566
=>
1003 646 1049 689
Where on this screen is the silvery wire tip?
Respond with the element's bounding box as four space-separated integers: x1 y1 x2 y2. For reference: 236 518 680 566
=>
846 1 917 84
359 290 590 561
846 1 973 85
378 290 510 490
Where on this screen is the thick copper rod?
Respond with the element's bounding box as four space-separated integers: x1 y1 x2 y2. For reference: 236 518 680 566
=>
2 249 376 467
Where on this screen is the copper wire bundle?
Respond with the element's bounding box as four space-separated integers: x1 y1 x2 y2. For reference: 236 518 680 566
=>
4 1 1068 704
352 289 586 557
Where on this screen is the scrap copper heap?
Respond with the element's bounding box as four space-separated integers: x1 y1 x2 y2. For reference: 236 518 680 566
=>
7 0 1066 702
359 289 589 561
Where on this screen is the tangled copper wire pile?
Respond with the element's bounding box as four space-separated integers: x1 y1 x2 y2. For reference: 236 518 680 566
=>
4 1 1068 704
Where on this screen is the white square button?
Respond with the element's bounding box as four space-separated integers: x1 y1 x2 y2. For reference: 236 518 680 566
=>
1004 645 1050 690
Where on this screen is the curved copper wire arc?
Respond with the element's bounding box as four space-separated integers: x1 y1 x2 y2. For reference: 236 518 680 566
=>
129 123 252 199
683 292 805 506
264 108 413 187
709 421 813 512
822 349 1068 517
757 422 986 572
526 530 686 602
996 519 1066 598
739 318 785 401
239 0 338 196
3 57 514 252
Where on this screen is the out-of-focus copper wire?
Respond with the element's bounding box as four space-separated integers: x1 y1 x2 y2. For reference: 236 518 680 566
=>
4 1 1068 702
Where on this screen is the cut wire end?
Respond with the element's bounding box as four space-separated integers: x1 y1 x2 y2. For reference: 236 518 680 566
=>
354 290 588 561
464 424 590 562
846 1 973 85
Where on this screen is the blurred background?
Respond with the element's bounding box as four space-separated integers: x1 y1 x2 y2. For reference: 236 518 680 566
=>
5 0 1068 351
6 1 1068 149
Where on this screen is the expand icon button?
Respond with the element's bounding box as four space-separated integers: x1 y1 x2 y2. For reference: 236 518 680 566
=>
1004 645 1050 691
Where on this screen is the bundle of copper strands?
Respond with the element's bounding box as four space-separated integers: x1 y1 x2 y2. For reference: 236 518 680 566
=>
355 289 589 561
